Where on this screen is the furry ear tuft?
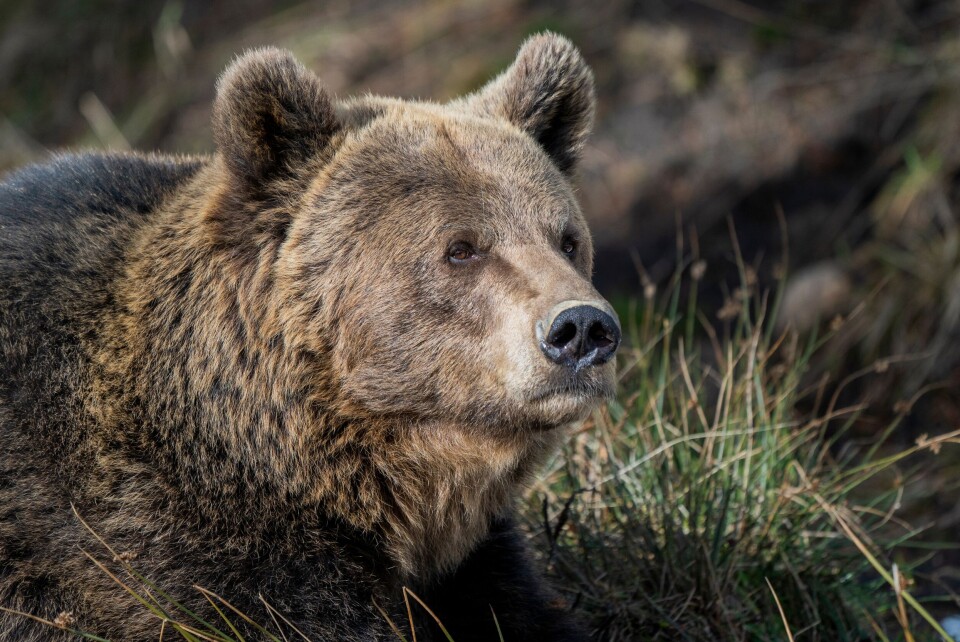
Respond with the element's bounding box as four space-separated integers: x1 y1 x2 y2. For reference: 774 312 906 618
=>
463 33 595 174
212 47 339 190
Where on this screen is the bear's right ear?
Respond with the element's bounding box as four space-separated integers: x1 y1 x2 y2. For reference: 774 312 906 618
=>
212 48 339 191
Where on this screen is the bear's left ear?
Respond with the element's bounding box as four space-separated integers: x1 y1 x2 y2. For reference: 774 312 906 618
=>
212 47 339 191
460 33 595 175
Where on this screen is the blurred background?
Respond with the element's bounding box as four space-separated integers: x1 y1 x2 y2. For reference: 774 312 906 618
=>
2 0 959 627
3 1 959 299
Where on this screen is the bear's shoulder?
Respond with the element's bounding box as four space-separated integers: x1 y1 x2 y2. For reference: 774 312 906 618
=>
0 151 203 288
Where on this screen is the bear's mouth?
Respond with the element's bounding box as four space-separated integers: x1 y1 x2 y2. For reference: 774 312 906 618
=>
528 377 613 403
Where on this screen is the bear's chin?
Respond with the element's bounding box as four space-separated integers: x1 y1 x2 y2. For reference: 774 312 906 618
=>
527 384 612 426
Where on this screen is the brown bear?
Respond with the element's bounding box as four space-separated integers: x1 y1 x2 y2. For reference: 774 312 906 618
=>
0 33 619 641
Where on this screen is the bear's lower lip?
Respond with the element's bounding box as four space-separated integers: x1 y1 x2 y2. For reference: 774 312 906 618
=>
525 381 611 427
529 380 611 402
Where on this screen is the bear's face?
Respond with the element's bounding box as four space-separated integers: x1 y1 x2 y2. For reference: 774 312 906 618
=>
213 35 619 434
307 110 617 430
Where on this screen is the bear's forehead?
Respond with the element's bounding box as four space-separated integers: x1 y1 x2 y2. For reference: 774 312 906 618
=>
342 102 561 180
322 103 578 234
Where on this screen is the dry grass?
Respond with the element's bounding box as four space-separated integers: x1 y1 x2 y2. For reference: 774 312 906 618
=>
527 264 960 641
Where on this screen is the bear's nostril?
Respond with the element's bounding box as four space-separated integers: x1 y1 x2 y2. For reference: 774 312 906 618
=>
587 321 613 348
550 322 578 348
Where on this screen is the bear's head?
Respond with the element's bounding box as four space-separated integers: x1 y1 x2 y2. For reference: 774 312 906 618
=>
210 34 619 438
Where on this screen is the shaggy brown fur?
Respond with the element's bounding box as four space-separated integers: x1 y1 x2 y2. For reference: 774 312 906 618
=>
0 34 614 641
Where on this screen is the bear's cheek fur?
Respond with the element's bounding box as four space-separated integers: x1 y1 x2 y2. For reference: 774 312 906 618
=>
327 252 505 422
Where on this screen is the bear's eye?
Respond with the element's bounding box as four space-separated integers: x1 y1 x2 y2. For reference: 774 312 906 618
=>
447 241 479 265
561 237 577 259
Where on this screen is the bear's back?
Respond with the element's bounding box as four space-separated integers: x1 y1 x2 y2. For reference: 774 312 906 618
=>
0 153 202 442
0 152 201 292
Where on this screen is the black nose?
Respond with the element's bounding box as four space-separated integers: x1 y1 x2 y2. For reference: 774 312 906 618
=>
540 305 621 370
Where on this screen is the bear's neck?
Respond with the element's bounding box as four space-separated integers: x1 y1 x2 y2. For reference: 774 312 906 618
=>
324 420 560 578
95 167 557 578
